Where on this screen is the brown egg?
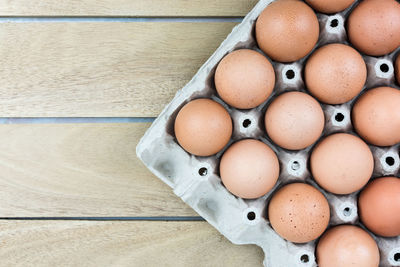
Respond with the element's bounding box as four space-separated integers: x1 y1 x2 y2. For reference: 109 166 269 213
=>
305 0 354 14
311 133 374 195
396 54 400 85
256 0 319 62
174 99 232 156
265 92 324 150
268 183 330 243
305 43 366 104
352 87 400 146
220 139 279 199
317 225 380 267
359 177 400 237
215 49 275 109
347 0 400 56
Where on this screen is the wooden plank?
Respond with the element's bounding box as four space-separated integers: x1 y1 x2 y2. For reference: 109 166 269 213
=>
0 0 258 17
0 123 199 217
0 221 264 266
0 22 237 117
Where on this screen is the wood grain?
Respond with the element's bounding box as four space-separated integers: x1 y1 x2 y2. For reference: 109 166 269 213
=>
0 123 198 217
0 221 264 267
0 0 258 17
0 22 237 117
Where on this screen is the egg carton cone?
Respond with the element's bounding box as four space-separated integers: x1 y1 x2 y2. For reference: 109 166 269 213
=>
136 0 400 266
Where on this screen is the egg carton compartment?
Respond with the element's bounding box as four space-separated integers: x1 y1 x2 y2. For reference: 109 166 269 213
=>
136 0 400 266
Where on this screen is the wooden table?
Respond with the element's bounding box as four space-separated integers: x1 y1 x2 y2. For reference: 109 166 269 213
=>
0 1 265 266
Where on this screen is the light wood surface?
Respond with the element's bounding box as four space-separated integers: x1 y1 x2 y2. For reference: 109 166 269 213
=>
0 123 197 217
0 220 264 267
0 22 237 117
0 0 257 17
0 1 265 265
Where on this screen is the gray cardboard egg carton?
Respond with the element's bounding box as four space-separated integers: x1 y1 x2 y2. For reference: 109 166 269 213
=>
136 0 400 266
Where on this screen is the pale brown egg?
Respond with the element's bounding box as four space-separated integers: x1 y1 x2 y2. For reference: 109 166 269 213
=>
305 43 367 104
215 49 275 109
347 0 400 56
352 87 400 146
255 0 319 62
317 225 380 267
305 0 354 14
396 54 400 85
265 91 324 150
220 139 279 199
310 133 374 195
174 99 232 156
268 183 330 243
359 177 400 237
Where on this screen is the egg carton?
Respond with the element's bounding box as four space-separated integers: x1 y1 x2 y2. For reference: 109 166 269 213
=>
136 0 400 266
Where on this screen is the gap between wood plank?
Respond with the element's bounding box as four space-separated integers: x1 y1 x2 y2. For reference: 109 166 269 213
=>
0 17 243 22
0 217 205 221
0 117 155 124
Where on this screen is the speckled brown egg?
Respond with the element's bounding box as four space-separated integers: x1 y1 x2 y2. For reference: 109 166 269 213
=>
305 43 367 104
359 177 400 237
215 49 275 109
396 54 400 85
352 87 400 146
317 225 380 267
265 91 324 150
347 0 400 56
311 133 374 195
174 98 232 156
256 0 319 62
268 183 330 243
305 0 354 14
220 139 280 199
